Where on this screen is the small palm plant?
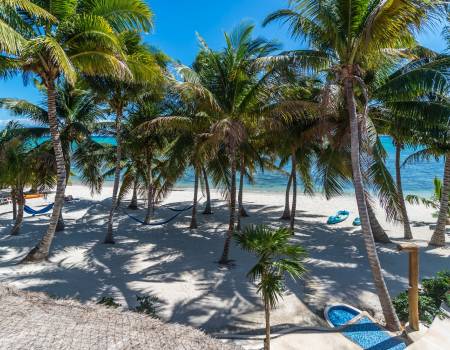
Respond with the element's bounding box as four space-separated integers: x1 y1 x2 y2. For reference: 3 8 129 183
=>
406 178 450 224
234 225 307 350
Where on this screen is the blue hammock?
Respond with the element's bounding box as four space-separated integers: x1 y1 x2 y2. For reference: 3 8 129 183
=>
124 204 193 226
24 203 54 216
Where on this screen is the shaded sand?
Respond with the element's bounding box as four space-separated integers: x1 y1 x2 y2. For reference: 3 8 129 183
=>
0 284 238 350
0 184 448 339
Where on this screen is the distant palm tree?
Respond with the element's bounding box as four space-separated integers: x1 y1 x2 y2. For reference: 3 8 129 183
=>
264 0 445 330
86 30 165 244
406 177 450 223
175 23 286 264
125 100 170 225
373 51 449 240
261 88 319 231
0 122 54 235
0 82 104 231
235 225 306 350
141 104 212 229
400 99 449 246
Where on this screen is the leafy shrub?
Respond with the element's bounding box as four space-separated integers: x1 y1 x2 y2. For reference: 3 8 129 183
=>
97 296 121 308
392 291 409 322
445 292 450 307
135 295 160 318
393 270 449 325
422 271 450 307
392 292 441 325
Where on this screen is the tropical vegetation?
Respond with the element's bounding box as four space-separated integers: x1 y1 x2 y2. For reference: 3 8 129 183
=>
0 0 449 335
393 270 450 325
235 225 306 350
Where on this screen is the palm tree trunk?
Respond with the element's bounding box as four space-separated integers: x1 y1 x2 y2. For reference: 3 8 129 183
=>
11 188 17 221
395 143 413 239
23 80 67 262
280 173 292 220
219 150 237 264
237 158 247 231
56 160 70 232
104 106 123 244
190 168 199 229
56 209 65 232
290 150 297 232
10 188 24 236
238 159 249 219
264 295 271 350
344 74 401 331
144 158 153 225
202 167 212 214
429 154 449 247
129 179 139 210
366 201 391 243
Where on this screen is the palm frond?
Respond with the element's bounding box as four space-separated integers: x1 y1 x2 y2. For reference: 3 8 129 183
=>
80 0 153 32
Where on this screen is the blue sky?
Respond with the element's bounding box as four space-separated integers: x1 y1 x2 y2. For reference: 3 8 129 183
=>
0 0 447 125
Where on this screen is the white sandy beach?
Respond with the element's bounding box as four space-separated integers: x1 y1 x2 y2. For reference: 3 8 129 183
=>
0 184 448 341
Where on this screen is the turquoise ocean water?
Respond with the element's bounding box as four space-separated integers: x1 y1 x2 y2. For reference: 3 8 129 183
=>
71 135 443 195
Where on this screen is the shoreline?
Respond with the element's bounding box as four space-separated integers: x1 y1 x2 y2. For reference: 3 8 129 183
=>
69 180 435 197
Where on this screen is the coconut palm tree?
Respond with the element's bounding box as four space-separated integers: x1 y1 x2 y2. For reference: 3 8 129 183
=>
0 123 30 234
140 96 214 229
258 71 326 231
0 138 37 235
372 50 450 240
431 154 450 246
264 0 445 330
174 23 286 264
235 225 307 350
403 122 450 247
0 81 104 230
0 122 55 235
264 121 317 231
126 99 170 225
86 30 165 244
406 177 450 221
1 0 152 262
0 0 54 55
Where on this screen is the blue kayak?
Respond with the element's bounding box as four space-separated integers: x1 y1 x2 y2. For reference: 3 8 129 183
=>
353 217 361 226
327 210 350 225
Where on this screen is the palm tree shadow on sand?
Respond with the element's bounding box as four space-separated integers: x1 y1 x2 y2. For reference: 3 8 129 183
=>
0 197 448 332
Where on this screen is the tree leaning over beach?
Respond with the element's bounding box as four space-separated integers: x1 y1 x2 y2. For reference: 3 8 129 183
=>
264 0 446 331
2 0 152 262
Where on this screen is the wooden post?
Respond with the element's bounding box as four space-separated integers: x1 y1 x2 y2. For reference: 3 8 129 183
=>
397 243 419 331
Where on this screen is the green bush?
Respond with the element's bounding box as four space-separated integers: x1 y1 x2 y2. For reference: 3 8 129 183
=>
135 295 160 318
393 270 449 325
392 292 440 325
392 291 409 322
97 296 121 308
422 271 450 307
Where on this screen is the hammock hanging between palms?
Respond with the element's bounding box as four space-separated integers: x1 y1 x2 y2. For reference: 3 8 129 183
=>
24 203 54 216
124 204 193 226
